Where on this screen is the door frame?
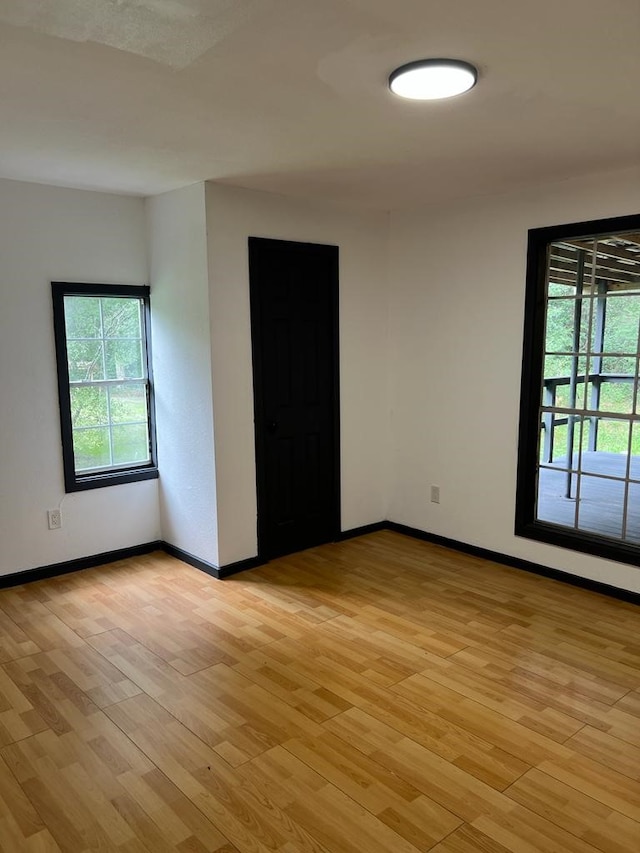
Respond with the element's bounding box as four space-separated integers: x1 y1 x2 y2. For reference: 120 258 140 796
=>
248 237 341 561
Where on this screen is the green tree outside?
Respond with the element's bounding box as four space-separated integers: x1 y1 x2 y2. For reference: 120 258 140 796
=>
64 296 150 471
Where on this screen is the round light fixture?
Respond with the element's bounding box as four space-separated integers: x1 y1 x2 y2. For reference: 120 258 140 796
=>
389 59 478 100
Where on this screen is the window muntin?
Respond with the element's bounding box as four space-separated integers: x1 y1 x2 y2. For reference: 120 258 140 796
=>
516 215 640 565
52 283 157 492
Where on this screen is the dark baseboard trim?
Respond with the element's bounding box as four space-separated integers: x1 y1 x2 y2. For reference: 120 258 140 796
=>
0 541 163 590
217 556 266 579
337 521 388 541
385 521 640 606
161 542 222 579
161 542 265 580
1 539 265 588
4 525 639 605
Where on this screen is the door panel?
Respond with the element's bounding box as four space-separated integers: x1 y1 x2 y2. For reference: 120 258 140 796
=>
249 238 340 559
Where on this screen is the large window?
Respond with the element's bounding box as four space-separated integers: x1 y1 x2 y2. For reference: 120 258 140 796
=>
52 283 158 492
516 214 640 565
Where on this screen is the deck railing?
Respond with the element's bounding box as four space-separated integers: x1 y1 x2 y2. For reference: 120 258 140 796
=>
541 373 635 463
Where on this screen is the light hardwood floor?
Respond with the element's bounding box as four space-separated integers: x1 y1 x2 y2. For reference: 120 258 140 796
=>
1 530 640 852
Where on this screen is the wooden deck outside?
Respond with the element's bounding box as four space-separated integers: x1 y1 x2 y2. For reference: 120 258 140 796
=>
538 450 640 541
1 530 640 852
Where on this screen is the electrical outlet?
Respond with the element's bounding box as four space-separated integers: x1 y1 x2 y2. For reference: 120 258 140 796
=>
430 485 440 504
47 509 62 530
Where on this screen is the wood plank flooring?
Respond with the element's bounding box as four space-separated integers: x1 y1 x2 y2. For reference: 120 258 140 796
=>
1 530 639 852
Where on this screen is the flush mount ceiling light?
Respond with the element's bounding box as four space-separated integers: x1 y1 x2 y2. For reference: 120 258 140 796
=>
389 59 478 100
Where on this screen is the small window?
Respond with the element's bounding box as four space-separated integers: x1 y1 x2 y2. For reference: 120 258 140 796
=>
52 283 158 492
516 213 640 565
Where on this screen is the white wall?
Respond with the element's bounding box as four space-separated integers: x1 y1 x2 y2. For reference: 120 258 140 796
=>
205 183 390 565
147 184 219 564
0 178 160 577
388 166 640 594
6 167 639 591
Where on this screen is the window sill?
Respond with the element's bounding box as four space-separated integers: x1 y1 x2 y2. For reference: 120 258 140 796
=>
65 466 159 493
515 519 640 567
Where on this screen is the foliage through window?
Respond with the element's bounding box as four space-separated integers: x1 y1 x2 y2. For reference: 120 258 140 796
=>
52 283 157 491
516 214 640 565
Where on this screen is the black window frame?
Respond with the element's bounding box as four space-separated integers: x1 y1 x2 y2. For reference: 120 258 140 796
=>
515 212 640 567
52 282 158 493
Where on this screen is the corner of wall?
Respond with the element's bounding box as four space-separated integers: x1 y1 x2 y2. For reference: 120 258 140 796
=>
147 183 220 566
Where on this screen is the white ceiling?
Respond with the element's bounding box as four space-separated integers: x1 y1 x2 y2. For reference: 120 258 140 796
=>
0 0 638 209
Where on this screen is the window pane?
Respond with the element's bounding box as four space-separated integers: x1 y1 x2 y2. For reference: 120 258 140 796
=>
601 295 640 356
602 355 635 375
102 298 142 338
64 296 101 339
543 355 588 380
595 418 632 454
537 465 577 528
576 475 625 539
112 424 150 466
548 240 596 292
109 383 148 424
539 420 568 464
548 281 574 297
558 377 586 410
545 299 576 353
598 382 634 415
66 340 105 381
70 386 108 428
542 357 589 411
543 355 569 381
105 339 143 380
581 433 629 477
552 422 568 457
73 427 111 471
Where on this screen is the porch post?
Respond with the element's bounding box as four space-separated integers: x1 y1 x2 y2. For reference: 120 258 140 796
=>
566 249 586 498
